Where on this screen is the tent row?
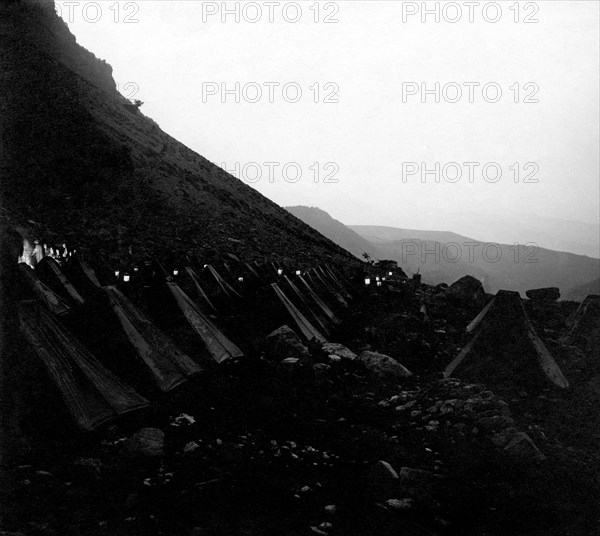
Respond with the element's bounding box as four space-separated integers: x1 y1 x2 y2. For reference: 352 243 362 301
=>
16 255 355 431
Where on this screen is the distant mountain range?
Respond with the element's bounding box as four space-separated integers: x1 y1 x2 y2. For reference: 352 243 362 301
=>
285 206 379 261
286 206 600 298
441 211 600 259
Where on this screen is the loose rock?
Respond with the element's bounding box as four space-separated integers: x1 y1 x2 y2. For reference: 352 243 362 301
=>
264 325 310 361
321 342 357 360
126 428 165 457
359 351 412 381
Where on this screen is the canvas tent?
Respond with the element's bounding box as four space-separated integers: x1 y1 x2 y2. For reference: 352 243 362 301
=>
37 257 85 305
104 286 203 392
166 281 244 364
18 263 71 316
283 275 331 337
271 283 327 343
445 290 569 389
17 300 149 431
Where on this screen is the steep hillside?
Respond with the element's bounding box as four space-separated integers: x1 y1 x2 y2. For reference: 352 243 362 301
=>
0 0 357 268
286 206 379 261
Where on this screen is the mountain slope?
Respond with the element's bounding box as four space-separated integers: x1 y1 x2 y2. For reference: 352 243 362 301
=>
563 278 600 302
0 0 357 268
285 207 600 296
352 225 600 295
443 210 600 259
286 206 379 261
350 225 476 245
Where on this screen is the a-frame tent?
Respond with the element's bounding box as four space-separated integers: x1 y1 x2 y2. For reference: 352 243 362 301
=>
445 290 569 389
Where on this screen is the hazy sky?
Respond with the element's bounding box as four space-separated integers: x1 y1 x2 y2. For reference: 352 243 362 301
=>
59 0 599 252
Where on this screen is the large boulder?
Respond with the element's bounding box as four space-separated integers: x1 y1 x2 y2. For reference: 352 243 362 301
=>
398 467 438 501
264 325 309 361
126 428 165 457
526 287 560 302
359 351 412 381
447 275 487 309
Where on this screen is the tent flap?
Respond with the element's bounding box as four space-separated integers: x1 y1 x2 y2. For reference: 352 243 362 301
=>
167 281 244 364
17 300 149 431
104 286 202 392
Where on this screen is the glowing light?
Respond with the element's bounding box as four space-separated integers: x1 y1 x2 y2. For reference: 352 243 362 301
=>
123 274 130 282
173 269 179 276
389 271 393 276
295 270 301 275
238 277 244 283
277 269 283 275
364 278 371 285
114 270 120 278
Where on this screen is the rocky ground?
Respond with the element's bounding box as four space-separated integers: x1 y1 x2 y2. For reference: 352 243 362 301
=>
1 272 599 536
1 4 599 535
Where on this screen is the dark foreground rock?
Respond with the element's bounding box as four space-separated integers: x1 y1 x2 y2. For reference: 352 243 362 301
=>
526 287 561 302
446 275 488 309
1 263 599 536
125 428 165 458
264 325 310 361
359 351 412 381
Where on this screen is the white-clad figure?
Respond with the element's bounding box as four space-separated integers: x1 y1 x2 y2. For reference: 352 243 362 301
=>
34 240 44 264
19 239 35 268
